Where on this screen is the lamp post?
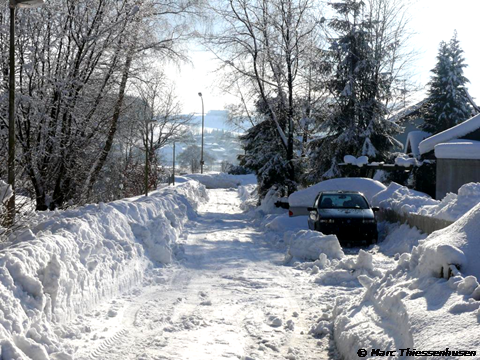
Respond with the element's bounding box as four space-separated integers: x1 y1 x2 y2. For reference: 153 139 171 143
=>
6 0 44 226
198 92 204 174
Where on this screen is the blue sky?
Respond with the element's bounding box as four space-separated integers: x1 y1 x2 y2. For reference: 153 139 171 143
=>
166 0 480 114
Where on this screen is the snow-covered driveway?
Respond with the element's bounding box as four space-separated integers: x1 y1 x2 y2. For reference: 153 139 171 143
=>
66 188 338 360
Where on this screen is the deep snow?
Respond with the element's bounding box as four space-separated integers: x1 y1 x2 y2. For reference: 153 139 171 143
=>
2 174 480 360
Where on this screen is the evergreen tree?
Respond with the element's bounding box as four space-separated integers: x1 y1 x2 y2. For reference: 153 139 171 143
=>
307 0 401 182
421 32 472 134
238 99 297 199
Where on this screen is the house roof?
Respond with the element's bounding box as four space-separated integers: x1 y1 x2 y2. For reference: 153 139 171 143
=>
405 131 431 157
434 139 480 160
419 113 480 155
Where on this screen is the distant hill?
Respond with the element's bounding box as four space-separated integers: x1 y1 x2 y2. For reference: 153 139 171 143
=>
160 110 243 171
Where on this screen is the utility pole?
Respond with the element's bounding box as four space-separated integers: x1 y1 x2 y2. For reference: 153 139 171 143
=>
172 141 176 186
198 92 204 174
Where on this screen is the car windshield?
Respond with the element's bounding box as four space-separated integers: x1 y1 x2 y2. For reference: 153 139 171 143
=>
318 193 369 209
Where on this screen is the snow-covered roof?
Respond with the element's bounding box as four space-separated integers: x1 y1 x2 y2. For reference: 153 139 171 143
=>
419 113 480 155
405 131 431 157
434 139 480 160
388 100 426 123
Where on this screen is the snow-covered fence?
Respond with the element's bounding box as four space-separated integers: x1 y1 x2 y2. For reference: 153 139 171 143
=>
378 208 454 235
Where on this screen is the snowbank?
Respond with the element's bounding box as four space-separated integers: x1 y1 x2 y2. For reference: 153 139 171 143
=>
285 230 344 262
289 178 386 207
333 203 480 360
419 112 480 154
372 182 438 214
263 214 308 232
434 139 480 160
185 173 256 189
418 182 480 221
0 180 207 358
378 222 427 256
413 201 480 280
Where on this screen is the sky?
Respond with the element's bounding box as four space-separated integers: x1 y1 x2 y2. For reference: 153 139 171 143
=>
165 0 480 115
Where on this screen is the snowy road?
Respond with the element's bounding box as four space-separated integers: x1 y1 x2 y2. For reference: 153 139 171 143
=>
62 188 344 360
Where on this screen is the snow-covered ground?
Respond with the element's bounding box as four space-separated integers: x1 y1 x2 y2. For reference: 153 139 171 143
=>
2 174 479 360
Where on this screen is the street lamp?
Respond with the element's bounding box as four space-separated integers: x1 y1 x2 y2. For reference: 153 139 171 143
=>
6 0 44 226
198 92 204 174
172 141 176 186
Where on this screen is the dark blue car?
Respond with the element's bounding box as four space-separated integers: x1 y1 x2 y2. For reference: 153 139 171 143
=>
307 191 379 246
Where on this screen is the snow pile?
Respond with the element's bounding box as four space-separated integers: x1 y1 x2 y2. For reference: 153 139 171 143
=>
289 178 386 207
343 155 369 167
258 187 287 214
238 184 258 212
419 112 480 154
333 203 480 360
0 180 207 358
372 182 438 214
315 250 382 287
185 173 256 189
418 182 480 221
378 222 427 256
394 153 417 167
285 230 344 262
263 214 308 232
412 201 480 280
434 139 480 160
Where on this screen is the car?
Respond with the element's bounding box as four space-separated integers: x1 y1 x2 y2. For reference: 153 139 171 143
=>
307 191 379 246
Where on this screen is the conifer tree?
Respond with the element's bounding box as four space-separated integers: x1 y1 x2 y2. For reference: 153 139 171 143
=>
422 32 472 134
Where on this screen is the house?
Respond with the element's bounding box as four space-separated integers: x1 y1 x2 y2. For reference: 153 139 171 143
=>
418 113 480 199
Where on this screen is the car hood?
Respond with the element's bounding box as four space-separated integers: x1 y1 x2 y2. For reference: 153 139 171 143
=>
318 208 374 219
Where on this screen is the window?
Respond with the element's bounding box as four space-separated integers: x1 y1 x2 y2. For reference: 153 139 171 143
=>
318 194 369 209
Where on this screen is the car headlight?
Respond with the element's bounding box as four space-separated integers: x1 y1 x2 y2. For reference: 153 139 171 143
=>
319 219 335 223
362 219 376 224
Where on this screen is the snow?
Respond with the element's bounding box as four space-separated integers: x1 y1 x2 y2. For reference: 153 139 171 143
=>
343 155 369 167
374 181 480 222
405 131 431 157
3 173 480 360
394 153 417 167
0 180 207 358
418 182 480 221
289 178 386 208
413 201 480 279
285 230 344 262
434 139 480 159
0 180 13 203
419 112 480 154
185 173 256 189
378 222 427 256
372 182 439 214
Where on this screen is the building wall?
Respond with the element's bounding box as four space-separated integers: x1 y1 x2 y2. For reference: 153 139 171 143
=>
436 159 480 199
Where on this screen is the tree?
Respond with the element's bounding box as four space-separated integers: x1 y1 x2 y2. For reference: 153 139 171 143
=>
306 0 410 182
205 0 322 195
0 0 201 211
177 145 215 173
421 32 472 134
